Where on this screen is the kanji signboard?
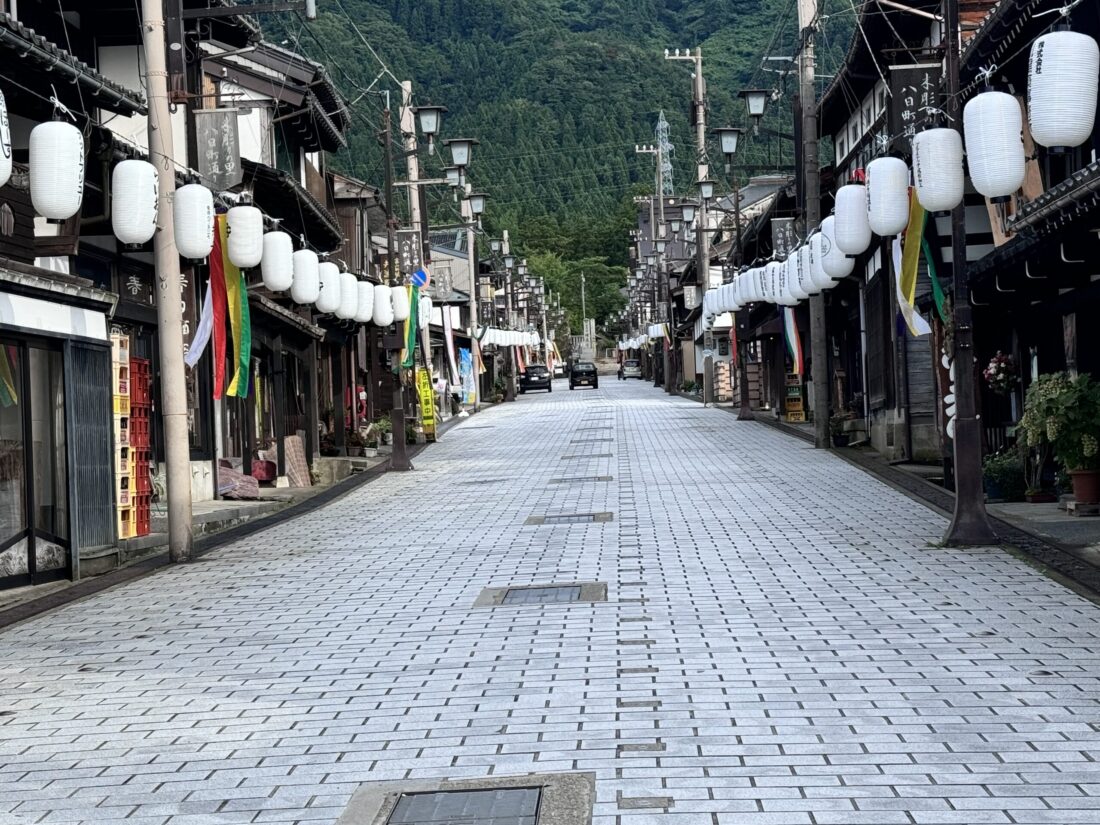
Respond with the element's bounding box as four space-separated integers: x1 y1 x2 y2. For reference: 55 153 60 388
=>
195 109 243 190
889 64 941 147
397 229 423 276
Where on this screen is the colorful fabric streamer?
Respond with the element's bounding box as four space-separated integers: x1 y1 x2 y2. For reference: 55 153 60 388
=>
783 307 803 375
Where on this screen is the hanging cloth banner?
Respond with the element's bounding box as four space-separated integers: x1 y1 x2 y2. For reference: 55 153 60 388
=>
474 338 486 374
920 232 949 324
515 346 526 373
783 307 803 375
401 285 419 369
185 279 215 369
208 217 230 399
892 194 932 337
218 214 252 397
442 307 460 385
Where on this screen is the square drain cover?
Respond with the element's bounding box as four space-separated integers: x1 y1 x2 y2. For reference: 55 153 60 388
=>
525 512 613 525
561 453 613 459
503 585 581 605
475 582 607 607
388 789 539 825
549 475 612 484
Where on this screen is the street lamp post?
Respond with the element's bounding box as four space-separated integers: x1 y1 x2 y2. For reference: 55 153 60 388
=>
714 125 753 421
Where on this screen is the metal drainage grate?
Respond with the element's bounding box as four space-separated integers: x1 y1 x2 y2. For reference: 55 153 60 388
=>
525 512 614 525
502 585 582 605
561 453 613 459
548 475 612 484
387 789 540 825
569 437 613 443
475 582 608 607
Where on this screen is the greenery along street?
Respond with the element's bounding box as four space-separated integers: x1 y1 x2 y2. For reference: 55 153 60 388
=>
278 0 851 334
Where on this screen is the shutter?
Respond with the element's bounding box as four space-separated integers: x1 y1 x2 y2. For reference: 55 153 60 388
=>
68 343 116 550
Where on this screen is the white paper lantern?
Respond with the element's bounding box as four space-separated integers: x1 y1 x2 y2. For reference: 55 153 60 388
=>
174 184 214 260
391 285 411 322
30 120 84 221
355 281 374 323
808 233 836 291
110 160 158 246
0 90 12 189
866 156 910 236
763 261 782 304
290 249 320 304
373 284 394 326
260 231 293 292
820 216 855 280
777 259 800 306
336 271 359 320
963 90 1025 201
786 255 809 300
226 205 263 268
316 261 342 313
912 129 964 213
419 294 433 330
1028 31 1100 151
796 244 820 296
834 184 871 256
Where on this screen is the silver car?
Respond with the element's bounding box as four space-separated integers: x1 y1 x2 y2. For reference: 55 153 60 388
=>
622 359 642 379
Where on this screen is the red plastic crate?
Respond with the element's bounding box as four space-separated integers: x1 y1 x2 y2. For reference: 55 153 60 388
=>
134 493 151 537
130 416 150 448
130 358 151 408
135 467 152 495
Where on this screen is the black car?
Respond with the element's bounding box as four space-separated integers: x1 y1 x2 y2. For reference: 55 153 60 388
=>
519 364 552 393
569 362 599 390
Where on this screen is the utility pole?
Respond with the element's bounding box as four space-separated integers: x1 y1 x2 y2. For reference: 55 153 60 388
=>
382 102 412 470
142 0 193 562
942 0 997 545
503 231 517 402
797 0 828 448
580 269 587 322
400 81 422 233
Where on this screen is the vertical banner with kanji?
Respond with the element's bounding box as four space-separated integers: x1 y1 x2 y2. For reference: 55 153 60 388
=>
889 64 942 149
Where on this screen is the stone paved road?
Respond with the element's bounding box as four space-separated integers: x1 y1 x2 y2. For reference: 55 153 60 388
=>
3 379 1100 825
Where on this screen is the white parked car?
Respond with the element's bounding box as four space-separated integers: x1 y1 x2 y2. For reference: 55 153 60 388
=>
621 359 642 379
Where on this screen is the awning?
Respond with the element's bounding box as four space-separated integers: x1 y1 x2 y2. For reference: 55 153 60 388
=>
477 327 540 347
249 293 325 341
0 260 117 340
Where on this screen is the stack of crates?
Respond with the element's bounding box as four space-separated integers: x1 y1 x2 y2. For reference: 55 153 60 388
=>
112 333 134 540
130 357 152 537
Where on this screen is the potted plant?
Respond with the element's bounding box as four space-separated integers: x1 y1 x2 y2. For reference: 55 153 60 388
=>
345 429 365 457
375 417 393 445
405 423 419 444
1020 373 1100 504
830 413 851 448
983 351 1019 396
982 449 1026 502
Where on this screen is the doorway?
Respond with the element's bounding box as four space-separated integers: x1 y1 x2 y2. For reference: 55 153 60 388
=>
0 341 71 588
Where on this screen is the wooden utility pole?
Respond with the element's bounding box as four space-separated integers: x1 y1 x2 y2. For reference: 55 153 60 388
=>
382 104 412 470
798 0 829 448
142 0 193 562
942 0 996 544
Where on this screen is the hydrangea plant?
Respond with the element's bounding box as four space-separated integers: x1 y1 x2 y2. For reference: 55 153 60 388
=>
1019 373 1100 472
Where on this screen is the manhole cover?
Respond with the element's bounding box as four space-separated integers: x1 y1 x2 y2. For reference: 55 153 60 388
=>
525 512 614 525
475 582 607 607
502 585 582 605
388 789 540 825
548 476 612 484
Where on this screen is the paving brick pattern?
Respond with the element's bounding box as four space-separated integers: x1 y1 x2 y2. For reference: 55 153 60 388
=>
2 380 1100 825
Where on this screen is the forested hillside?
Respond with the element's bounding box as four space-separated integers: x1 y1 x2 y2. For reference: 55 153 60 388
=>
280 0 851 328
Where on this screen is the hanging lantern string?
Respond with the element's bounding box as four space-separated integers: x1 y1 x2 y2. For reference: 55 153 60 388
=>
918 106 953 123
48 85 77 122
975 64 998 89
1035 0 1084 19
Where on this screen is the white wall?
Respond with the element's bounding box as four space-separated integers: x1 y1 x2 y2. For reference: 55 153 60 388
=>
96 46 188 165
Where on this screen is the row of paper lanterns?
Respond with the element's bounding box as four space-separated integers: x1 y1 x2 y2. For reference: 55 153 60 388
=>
619 335 649 350
480 327 541 347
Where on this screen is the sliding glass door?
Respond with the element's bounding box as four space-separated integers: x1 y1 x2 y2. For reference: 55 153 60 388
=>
0 340 70 588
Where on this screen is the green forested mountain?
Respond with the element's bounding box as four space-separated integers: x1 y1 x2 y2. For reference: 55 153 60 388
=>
279 0 849 328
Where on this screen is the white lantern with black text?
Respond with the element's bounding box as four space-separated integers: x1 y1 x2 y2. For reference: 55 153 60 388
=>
834 184 871 255
373 284 394 326
226 205 263 268
355 280 374 323
866 157 910 236
391 285 411 322
30 121 84 220
786 255 809 301
963 91 1025 201
336 271 359 319
1028 30 1100 151
912 129 964 213
419 294 433 330
111 160 158 246
290 249 320 304
174 184 214 260
796 244 820 296
315 261 342 313
0 90 10 188
820 216 855 280
261 231 293 292
763 261 782 304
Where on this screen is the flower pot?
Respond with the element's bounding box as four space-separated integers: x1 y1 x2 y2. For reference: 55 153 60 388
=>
831 433 850 448
1025 490 1057 503
347 446 363 457
382 433 393 445
984 480 1004 501
364 447 378 458
1070 469 1100 504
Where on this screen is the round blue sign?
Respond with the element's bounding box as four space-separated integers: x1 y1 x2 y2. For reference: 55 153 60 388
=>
412 268 430 288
